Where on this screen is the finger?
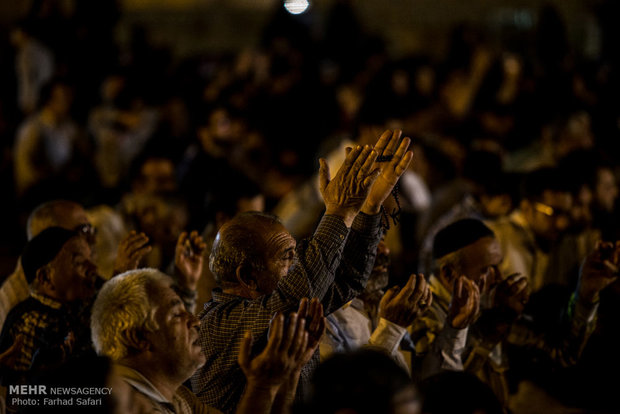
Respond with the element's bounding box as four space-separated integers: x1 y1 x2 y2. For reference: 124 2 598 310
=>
121 230 137 243
603 260 619 275
281 313 298 352
471 283 480 313
238 330 253 369
454 277 464 299
290 317 306 356
380 286 399 307
129 245 153 260
294 331 309 362
384 129 402 156
297 298 309 319
121 232 149 248
395 274 417 302
309 299 323 332
477 274 488 295
266 313 284 353
410 274 426 304
394 150 414 176
510 279 528 296
505 273 525 286
340 145 363 177
319 158 331 194
359 148 378 177
391 136 411 166
422 286 433 309
373 130 393 155
353 145 373 177
345 147 353 156
362 168 381 189
176 232 188 251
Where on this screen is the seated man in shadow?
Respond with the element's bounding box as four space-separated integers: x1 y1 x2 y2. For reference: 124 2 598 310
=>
0 227 98 387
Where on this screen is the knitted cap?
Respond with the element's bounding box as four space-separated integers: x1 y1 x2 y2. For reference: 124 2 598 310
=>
432 218 495 260
21 227 78 283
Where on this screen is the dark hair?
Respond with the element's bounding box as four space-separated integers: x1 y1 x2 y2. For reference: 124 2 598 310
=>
37 77 71 110
420 371 503 414
433 218 495 260
520 167 569 202
294 349 416 414
21 227 78 284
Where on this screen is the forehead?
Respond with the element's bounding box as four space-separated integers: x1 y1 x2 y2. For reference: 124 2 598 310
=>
142 159 174 176
263 224 295 254
55 236 91 261
459 236 501 268
541 190 572 210
149 279 181 310
55 204 90 229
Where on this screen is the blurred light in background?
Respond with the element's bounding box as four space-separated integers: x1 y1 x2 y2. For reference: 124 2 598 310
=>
284 0 309 15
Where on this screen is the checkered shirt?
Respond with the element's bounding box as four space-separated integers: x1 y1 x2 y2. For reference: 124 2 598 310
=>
191 213 382 413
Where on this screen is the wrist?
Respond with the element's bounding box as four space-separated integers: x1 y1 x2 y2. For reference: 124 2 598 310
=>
245 379 281 396
325 207 356 227
361 200 381 215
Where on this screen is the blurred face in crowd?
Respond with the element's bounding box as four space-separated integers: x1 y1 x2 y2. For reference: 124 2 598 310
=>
595 168 618 212
254 223 296 295
60 203 97 246
570 184 594 230
137 158 177 195
43 236 98 303
48 84 73 119
523 190 572 244
30 202 95 245
392 384 421 414
145 280 205 382
456 236 502 294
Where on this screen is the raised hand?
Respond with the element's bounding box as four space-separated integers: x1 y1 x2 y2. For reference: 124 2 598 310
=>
379 273 432 328
296 298 326 366
113 230 152 275
361 129 414 215
175 231 207 292
448 276 480 329
319 144 380 226
493 273 529 316
238 312 309 388
577 240 620 303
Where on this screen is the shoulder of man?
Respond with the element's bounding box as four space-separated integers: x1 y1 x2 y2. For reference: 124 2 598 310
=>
176 385 223 414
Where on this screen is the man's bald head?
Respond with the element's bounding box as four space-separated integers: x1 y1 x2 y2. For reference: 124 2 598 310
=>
209 211 288 289
27 200 90 240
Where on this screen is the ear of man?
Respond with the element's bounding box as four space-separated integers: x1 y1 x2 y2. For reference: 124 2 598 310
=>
235 264 258 292
439 264 458 293
34 265 54 292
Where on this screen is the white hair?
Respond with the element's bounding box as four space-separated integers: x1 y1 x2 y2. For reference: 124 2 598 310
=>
90 268 172 361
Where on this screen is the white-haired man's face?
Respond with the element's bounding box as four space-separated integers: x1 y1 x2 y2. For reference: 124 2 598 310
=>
144 281 205 380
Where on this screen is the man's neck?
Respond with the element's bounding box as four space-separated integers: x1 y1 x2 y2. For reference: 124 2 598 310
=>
222 285 259 299
121 359 181 402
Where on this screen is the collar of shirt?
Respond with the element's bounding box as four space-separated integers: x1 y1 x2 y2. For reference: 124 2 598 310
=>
115 364 172 405
210 289 245 304
30 291 63 310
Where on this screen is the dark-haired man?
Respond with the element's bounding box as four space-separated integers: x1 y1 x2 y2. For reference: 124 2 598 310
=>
0 227 98 380
488 167 573 292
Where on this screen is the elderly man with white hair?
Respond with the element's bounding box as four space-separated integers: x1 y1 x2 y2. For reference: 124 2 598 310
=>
91 268 321 414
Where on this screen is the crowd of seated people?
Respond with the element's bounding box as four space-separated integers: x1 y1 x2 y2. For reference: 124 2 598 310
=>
1 1 620 413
